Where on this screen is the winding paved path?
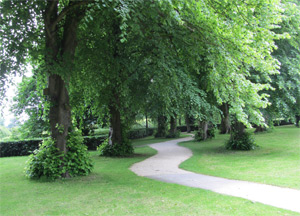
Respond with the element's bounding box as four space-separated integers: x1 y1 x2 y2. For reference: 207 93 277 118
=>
130 136 300 213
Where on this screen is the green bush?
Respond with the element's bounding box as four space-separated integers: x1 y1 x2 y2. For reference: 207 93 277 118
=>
166 130 180 138
25 130 93 179
83 135 107 150
98 138 133 157
194 128 216 141
225 131 258 150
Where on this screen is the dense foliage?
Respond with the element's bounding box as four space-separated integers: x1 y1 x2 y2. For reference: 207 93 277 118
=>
194 128 215 142
98 138 133 157
26 130 93 179
225 131 258 151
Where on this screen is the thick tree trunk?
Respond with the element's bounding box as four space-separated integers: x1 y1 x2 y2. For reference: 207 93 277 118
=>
198 120 208 140
185 114 191 133
43 2 87 177
109 104 123 146
48 74 71 153
155 115 167 137
169 115 177 137
220 103 231 134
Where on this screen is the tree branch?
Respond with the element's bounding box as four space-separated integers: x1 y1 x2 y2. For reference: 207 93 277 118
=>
52 1 92 28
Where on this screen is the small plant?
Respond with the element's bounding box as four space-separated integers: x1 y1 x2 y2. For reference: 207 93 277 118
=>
194 128 215 141
225 131 258 150
25 129 93 179
166 130 180 138
98 138 133 157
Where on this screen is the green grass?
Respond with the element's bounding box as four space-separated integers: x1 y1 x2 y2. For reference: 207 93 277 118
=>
0 128 299 215
1 150 298 215
180 125 300 189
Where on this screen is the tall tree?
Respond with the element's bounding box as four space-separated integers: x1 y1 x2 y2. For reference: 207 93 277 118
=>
1 0 95 178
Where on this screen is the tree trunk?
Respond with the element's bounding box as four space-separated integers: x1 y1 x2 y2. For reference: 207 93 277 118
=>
43 2 87 177
145 113 148 135
169 115 177 137
232 121 245 136
220 103 231 134
48 74 71 153
254 125 267 133
296 115 300 127
155 115 167 137
109 104 123 146
198 120 208 140
185 114 191 133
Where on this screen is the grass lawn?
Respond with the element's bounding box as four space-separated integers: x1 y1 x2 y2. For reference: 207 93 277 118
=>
0 134 299 215
180 125 300 189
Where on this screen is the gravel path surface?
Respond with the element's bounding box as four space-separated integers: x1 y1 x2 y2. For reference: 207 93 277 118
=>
130 136 300 213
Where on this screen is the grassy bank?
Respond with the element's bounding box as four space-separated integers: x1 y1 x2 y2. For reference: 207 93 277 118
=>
0 135 298 215
180 125 300 189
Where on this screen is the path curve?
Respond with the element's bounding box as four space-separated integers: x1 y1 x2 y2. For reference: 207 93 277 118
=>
130 136 300 213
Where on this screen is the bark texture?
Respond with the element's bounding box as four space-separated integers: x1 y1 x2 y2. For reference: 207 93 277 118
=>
156 115 167 137
220 103 231 134
185 114 191 133
48 75 71 153
109 106 123 146
198 120 208 140
170 115 177 134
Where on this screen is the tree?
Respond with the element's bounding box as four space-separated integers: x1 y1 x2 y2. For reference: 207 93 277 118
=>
267 0 300 125
1 0 94 178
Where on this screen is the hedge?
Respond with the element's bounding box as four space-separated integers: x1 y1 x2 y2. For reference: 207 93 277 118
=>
0 139 42 157
176 125 198 132
0 128 156 157
128 128 155 139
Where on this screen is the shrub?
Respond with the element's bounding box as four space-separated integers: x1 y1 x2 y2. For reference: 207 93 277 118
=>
25 130 93 179
194 128 215 141
98 138 134 157
225 131 258 150
83 135 107 150
166 130 180 138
